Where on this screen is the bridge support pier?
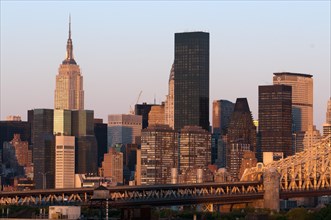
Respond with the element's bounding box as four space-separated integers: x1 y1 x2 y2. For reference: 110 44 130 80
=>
263 167 280 212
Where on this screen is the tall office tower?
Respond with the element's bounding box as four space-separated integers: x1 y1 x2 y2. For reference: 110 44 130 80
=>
108 114 142 147
102 148 123 184
28 109 55 189
227 98 256 180
259 85 293 157
140 125 178 185
94 119 108 167
165 64 175 129
148 103 165 126
212 100 235 135
174 32 210 131
273 72 313 132
55 135 75 188
135 103 156 129
323 98 331 138
72 110 97 174
54 109 72 135
179 126 211 183
54 16 84 110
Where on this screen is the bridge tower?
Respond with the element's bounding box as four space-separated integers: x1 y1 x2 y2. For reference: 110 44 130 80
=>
263 167 280 211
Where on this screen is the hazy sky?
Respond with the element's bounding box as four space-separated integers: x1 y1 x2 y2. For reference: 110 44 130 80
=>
1 1 330 130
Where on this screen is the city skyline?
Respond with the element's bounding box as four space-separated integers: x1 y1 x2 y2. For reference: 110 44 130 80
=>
1 1 330 130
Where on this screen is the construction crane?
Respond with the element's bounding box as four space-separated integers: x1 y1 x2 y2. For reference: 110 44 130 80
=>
129 90 143 114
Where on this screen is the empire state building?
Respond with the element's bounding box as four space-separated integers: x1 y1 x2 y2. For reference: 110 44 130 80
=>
54 17 84 110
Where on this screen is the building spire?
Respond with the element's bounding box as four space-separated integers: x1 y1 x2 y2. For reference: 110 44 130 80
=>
63 14 76 65
69 14 71 39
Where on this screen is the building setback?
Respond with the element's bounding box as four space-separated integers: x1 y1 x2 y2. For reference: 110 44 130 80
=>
174 32 210 131
259 85 293 157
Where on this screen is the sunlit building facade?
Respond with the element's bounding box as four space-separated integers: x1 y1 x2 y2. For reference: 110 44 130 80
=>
323 98 331 138
273 72 313 132
140 125 178 185
54 17 84 110
165 64 175 129
55 135 75 188
102 148 123 184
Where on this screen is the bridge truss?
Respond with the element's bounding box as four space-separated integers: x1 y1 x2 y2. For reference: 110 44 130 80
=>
0 182 263 206
241 135 331 191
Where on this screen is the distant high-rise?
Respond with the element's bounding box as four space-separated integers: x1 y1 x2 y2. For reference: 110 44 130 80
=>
54 16 84 110
94 119 108 167
55 135 75 188
54 109 72 135
174 32 210 131
323 98 331 138
108 114 142 147
102 148 123 184
148 103 165 126
212 100 235 135
179 126 212 183
135 103 157 129
259 85 292 157
140 125 178 185
165 64 175 129
28 109 55 189
227 98 256 180
273 72 313 132
72 110 98 174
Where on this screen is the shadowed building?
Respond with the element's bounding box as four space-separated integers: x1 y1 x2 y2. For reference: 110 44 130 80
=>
227 98 256 180
28 109 55 189
135 103 156 129
212 100 235 135
54 16 84 110
94 119 108 168
259 85 293 157
174 32 210 131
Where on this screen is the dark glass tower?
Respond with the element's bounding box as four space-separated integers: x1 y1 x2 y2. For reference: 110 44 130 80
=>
174 32 210 131
259 85 292 157
28 109 55 189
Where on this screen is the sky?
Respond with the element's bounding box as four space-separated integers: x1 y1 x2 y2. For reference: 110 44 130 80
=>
1 1 330 130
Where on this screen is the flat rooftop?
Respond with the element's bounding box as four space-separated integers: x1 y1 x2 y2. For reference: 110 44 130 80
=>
273 72 313 78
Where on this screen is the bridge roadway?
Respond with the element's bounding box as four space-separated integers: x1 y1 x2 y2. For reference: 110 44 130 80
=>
0 181 264 206
1 181 331 207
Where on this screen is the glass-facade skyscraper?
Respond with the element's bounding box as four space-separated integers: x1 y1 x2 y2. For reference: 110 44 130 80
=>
259 85 293 157
174 32 210 131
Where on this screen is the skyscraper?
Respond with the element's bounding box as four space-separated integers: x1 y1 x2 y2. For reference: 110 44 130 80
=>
212 100 235 135
55 135 75 188
148 103 165 126
54 16 84 110
227 98 256 180
102 148 123 184
165 64 175 129
258 85 292 157
107 114 142 147
323 98 331 138
28 109 55 189
273 72 313 132
179 126 212 183
140 125 178 185
174 32 210 131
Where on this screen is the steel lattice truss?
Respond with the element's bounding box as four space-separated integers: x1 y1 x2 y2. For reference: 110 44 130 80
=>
241 135 331 191
0 182 263 206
